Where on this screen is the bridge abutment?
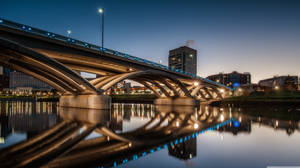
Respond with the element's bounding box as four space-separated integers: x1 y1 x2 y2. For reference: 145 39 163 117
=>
59 95 111 110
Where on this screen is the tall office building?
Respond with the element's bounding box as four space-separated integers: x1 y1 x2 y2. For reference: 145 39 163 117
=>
168 46 197 75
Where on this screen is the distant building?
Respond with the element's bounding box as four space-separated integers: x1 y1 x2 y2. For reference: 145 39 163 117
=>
207 71 251 88
9 71 52 91
168 46 197 75
258 75 298 90
0 66 11 90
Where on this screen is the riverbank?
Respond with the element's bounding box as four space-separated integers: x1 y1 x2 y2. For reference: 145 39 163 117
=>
212 91 300 107
111 94 156 103
0 96 59 102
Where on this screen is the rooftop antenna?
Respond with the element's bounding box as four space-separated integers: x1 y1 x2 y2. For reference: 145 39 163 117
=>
185 40 194 47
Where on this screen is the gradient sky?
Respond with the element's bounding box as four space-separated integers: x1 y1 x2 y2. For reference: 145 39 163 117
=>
1 0 300 82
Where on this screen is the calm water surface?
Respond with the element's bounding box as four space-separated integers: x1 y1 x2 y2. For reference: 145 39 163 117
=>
0 101 299 168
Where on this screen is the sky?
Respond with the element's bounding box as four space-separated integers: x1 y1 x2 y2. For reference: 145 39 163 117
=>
1 0 300 83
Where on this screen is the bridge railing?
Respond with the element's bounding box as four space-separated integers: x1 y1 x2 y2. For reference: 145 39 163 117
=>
0 18 231 90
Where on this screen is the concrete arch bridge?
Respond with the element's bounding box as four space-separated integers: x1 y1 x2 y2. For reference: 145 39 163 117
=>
0 19 232 109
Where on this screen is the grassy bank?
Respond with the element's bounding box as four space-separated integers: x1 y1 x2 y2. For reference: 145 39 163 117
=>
215 91 300 106
111 94 156 103
0 95 59 102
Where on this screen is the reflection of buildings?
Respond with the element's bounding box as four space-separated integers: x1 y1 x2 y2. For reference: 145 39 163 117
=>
253 117 299 136
207 71 251 88
109 104 156 131
0 101 59 142
223 106 300 136
168 137 197 160
218 120 251 135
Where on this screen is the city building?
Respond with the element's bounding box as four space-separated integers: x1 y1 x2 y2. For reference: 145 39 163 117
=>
9 71 52 91
258 75 298 90
0 66 11 90
207 71 251 88
168 46 197 75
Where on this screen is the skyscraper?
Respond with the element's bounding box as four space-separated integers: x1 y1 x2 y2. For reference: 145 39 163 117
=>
168 46 197 75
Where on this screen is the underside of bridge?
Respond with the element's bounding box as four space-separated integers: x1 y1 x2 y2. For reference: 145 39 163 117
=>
0 20 232 109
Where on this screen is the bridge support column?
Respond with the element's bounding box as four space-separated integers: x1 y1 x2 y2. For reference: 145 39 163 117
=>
59 95 111 110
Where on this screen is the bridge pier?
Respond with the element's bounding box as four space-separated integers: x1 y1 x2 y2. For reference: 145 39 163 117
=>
59 95 111 110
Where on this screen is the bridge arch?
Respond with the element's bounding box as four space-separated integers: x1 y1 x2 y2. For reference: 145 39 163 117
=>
93 70 192 98
0 37 98 95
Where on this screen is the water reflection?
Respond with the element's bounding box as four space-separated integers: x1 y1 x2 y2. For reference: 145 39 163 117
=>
0 101 299 168
0 101 59 144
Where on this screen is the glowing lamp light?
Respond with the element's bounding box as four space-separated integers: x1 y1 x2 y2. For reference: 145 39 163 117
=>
220 114 224 122
98 8 104 14
194 82 199 86
233 121 240 128
220 89 224 93
176 121 180 127
275 86 279 90
193 123 199 129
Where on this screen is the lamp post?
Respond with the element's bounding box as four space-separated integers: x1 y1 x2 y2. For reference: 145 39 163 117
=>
98 8 104 50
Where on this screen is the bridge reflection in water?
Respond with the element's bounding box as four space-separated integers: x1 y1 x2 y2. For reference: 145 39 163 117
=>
0 102 299 167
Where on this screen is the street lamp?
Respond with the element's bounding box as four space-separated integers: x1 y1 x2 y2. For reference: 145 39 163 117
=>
98 8 104 50
67 30 71 37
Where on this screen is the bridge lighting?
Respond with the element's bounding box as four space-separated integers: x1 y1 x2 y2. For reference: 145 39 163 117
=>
0 19 3 23
274 86 279 90
176 121 180 127
193 82 199 86
128 143 132 147
193 123 199 129
238 88 242 92
220 89 224 93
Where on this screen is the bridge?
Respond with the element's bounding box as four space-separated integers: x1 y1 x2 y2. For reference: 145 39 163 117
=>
0 104 238 167
0 19 232 109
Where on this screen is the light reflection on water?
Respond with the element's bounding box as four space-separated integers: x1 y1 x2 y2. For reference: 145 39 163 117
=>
0 101 299 168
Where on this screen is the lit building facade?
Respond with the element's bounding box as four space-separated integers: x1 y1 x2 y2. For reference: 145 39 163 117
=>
258 75 298 90
168 46 197 75
9 71 52 91
207 71 251 88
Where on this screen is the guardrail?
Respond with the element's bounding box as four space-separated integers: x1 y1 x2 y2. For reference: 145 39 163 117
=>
0 18 232 90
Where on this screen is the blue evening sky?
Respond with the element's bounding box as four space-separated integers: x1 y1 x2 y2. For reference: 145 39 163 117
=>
1 0 300 82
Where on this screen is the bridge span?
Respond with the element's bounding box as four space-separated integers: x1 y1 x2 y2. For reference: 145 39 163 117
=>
0 19 232 109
